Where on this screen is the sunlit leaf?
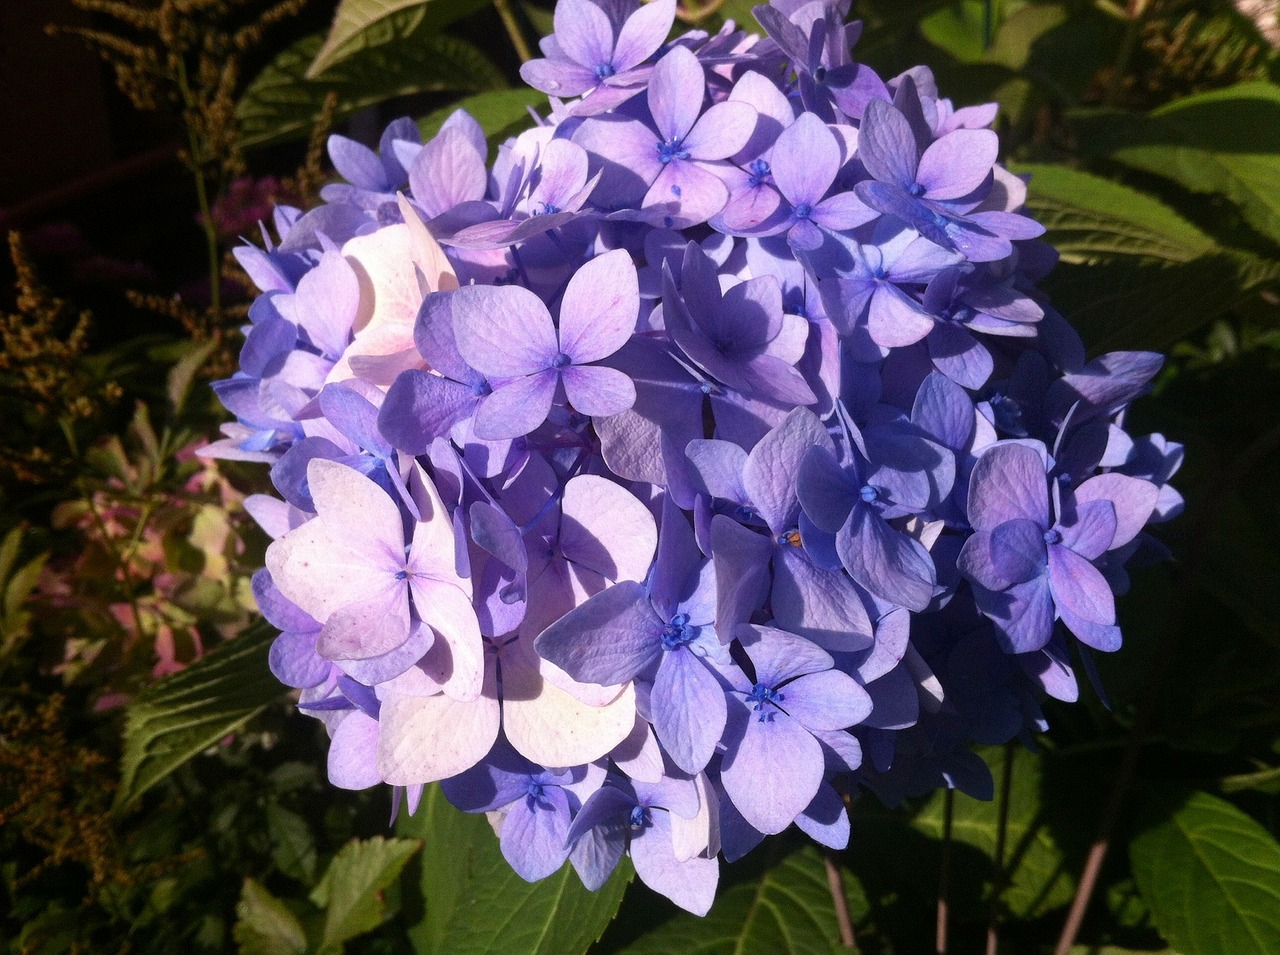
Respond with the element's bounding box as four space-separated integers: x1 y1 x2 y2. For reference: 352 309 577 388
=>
310 836 422 954
115 620 282 811
238 21 505 149
1070 83 1280 247
308 0 491 77
398 784 630 955
417 88 551 157
234 878 308 955
1131 790 1280 955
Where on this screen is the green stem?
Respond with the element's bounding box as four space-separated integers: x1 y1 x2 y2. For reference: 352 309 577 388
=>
174 56 221 326
823 851 857 949
493 0 535 63
986 742 1016 955
1103 0 1150 108
936 787 954 954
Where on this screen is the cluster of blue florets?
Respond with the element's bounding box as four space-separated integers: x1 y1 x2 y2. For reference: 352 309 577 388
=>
207 0 1180 914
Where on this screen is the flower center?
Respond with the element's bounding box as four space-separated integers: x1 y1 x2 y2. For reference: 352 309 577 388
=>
747 159 771 187
776 528 803 548
793 202 813 220
661 612 696 651
859 484 880 504
989 392 1024 435
552 351 573 368
594 62 616 80
746 682 782 717
657 139 691 165
628 805 650 829
1043 528 1062 545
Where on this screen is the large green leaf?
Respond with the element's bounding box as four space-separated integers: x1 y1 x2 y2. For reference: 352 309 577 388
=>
919 0 993 64
615 845 866 955
1070 83 1280 247
1014 163 1280 350
234 878 308 955
417 88 551 156
398 784 630 955
310 836 422 954
1130 790 1280 955
307 0 491 77
115 620 282 812
1017 163 1215 262
238 19 505 148
912 746 1075 919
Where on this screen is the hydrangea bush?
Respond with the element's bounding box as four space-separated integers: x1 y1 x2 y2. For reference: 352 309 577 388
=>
207 0 1181 915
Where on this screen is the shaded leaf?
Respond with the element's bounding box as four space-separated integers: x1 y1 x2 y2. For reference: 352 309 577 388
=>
308 0 490 77
267 802 319 885
115 620 282 811
234 878 308 955
1131 790 1280 955
615 845 865 955
399 784 630 955
1039 254 1280 353
984 4 1121 106
1070 83 1280 246
913 746 1074 919
311 836 422 954
239 22 504 149
1197 489 1280 647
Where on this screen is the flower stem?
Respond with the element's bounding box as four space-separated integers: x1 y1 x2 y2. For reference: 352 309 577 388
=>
986 741 1016 955
493 0 534 63
823 850 856 949
174 55 221 327
936 786 954 955
1103 0 1150 108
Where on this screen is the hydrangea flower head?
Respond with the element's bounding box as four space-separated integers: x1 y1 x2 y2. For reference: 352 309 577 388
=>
209 0 1177 916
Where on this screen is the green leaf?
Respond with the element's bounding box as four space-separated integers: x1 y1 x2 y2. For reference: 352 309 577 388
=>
311 836 422 954
234 878 308 955
166 338 217 417
115 620 283 812
615 845 866 955
912 746 1075 918
0 524 23 584
267 802 319 885
308 0 491 77
1197 489 1280 646
1012 163 1280 350
238 20 505 149
920 1 994 64
1070 83 1280 247
1221 764 1280 795
1017 163 1216 262
399 784 630 955
1131 790 1280 955
417 88 550 157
